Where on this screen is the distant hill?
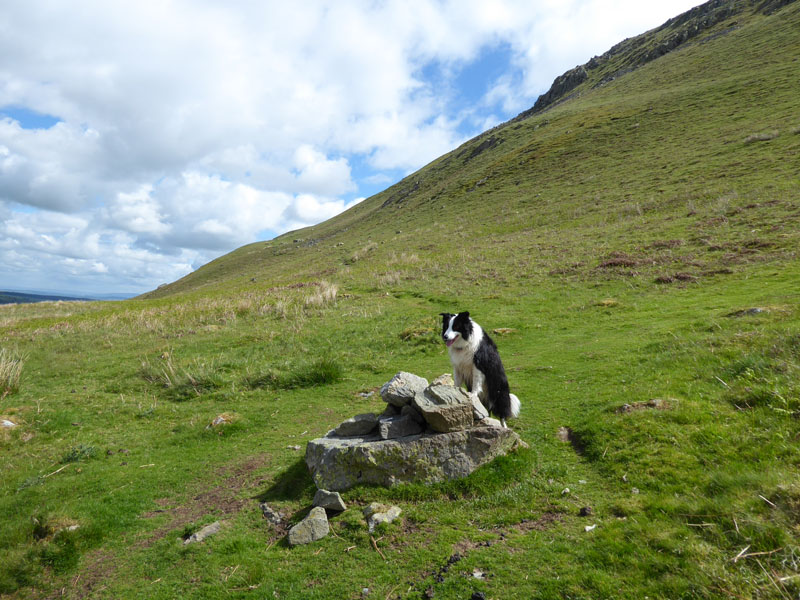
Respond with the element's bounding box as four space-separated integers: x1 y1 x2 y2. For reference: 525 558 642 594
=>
0 290 92 304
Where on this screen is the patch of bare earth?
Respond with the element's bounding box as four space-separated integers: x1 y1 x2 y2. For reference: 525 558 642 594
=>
508 511 563 533
136 453 271 548
69 550 116 599
57 453 271 599
616 398 674 413
451 511 563 554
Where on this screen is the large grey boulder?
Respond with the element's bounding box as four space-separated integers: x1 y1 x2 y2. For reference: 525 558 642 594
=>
380 372 429 407
287 507 330 546
413 384 473 432
305 426 526 492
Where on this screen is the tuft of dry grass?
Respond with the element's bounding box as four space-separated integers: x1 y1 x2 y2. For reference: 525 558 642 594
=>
304 281 338 307
139 353 223 401
379 271 403 287
347 242 378 264
388 251 420 265
0 348 25 400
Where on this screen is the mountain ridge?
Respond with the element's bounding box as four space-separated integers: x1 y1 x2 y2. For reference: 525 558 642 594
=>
518 0 796 117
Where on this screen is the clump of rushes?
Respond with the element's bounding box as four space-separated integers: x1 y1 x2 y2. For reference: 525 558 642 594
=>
244 358 343 390
140 354 223 401
59 445 97 464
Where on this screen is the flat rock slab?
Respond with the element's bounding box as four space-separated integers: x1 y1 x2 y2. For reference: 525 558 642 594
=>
332 412 379 437
413 384 473 433
313 489 347 512
380 372 429 407
183 521 222 545
305 426 526 492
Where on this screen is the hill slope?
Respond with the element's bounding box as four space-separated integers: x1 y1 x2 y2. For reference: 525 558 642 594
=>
2 1 800 598
144 0 799 301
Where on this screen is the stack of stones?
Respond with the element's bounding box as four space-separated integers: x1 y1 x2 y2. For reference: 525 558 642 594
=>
330 372 502 440
305 372 526 492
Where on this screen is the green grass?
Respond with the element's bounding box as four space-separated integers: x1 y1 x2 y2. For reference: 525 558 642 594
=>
2 2 800 598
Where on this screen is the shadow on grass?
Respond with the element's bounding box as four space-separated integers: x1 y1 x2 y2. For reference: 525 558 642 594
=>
255 458 316 503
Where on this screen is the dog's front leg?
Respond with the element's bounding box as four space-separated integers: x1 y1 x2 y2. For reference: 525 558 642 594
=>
470 368 485 405
453 368 463 389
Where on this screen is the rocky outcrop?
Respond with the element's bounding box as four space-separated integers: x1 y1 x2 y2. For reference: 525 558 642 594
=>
518 0 784 117
530 66 588 113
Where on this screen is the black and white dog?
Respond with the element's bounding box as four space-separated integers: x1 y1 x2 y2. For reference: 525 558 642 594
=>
440 311 520 427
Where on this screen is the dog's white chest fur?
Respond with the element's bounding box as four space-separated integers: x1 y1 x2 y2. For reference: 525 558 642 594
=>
447 322 484 398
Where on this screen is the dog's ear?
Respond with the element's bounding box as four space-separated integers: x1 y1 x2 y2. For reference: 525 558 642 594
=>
439 312 452 320
458 311 470 319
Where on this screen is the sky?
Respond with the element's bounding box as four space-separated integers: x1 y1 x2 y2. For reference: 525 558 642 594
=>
0 0 702 296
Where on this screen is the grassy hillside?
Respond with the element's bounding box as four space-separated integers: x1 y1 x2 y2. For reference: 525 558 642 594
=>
2 1 800 598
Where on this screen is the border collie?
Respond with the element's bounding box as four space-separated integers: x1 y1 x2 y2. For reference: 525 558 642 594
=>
440 311 520 427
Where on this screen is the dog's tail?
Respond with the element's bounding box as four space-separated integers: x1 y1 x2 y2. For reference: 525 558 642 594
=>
509 393 521 419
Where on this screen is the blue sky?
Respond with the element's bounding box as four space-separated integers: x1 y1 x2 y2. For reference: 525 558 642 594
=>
0 0 702 296
0 107 63 130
